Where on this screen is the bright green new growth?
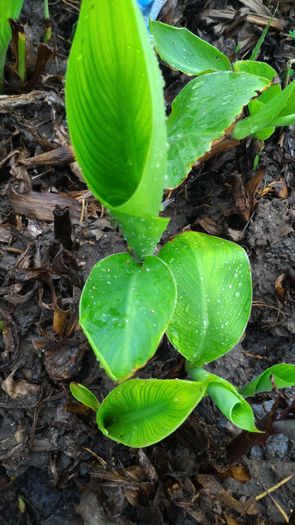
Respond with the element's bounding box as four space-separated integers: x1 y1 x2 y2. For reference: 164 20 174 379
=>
80 253 177 382
159 232 252 367
70 382 100 412
66 0 168 260
0 0 24 91
66 2 295 448
240 364 295 398
150 20 231 75
97 379 207 447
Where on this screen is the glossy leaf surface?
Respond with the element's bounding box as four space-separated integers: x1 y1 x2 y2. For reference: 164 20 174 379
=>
66 0 167 259
189 368 257 432
0 0 24 90
166 71 269 188
80 253 176 382
233 60 276 81
248 84 281 140
70 383 100 412
159 232 252 367
240 364 295 398
233 79 295 139
97 379 207 446
150 20 231 75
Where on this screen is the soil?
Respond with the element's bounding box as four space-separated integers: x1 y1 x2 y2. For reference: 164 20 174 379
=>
0 1 295 524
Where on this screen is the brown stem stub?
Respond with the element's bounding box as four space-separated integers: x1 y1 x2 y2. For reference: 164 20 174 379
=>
53 205 72 250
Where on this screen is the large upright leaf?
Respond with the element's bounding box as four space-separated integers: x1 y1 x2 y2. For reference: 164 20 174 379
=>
166 71 269 188
233 79 295 140
0 0 24 91
150 20 231 76
66 0 167 259
80 253 177 382
97 379 207 447
188 368 257 432
240 364 295 398
159 232 252 367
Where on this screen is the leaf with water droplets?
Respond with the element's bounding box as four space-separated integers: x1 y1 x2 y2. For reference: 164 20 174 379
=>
97 378 207 446
80 253 177 382
166 71 269 188
66 0 167 259
150 20 231 76
159 232 252 367
240 364 295 398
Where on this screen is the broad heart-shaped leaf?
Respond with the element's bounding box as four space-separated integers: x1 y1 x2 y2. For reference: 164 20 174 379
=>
240 364 295 398
166 71 269 188
233 79 295 140
65 0 167 259
0 0 24 91
80 253 176 382
159 232 252 367
188 368 257 432
97 379 207 447
70 383 100 412
150 20 231 76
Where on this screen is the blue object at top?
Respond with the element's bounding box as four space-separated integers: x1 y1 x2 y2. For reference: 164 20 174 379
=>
137 0 167 21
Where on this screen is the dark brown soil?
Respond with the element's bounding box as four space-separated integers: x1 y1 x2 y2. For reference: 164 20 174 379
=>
0 1 295 524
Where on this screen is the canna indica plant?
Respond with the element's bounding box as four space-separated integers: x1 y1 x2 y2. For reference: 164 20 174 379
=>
66 0 295 447
0 0 24 91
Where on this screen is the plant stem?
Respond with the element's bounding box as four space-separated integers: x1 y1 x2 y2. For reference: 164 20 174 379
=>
44 0 52 42
17 28 26 82
186 362 208 382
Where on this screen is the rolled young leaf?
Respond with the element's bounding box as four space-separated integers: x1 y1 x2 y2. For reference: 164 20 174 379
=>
70 382 100 412
97 378 207 447
240 364 295 398
0 0 24 91
233 79 295 140
66 0 168 259
159 232 252 367
150 20 231 76
166 71 269 188
80 253 177 382
189 367 258 432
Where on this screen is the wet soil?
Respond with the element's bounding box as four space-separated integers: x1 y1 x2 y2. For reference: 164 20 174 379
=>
0 1 295 524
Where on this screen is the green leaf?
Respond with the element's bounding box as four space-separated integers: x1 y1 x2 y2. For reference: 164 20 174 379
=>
248 84 281 140
0 0 24 91
159 232 252 367
233 60 277 81
65 0 167 259
233 79 295 140
150 20 231 76
80 253 177 382
166 71 269 188
240 364 295 398
189 368 258 432
70 383 100 412
97 378 207 447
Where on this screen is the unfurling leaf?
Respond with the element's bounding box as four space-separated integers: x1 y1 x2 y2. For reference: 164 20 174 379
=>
80 253 177 382
97 379 207 447
66 0 167 259
166 71 269 188
240 364 295 398
159 232 252 367
150 20 231 75
189 368 258 432
70 382 100 412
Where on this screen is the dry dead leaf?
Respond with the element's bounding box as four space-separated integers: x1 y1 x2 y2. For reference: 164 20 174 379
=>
2 370 40 399
275 273 287 301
